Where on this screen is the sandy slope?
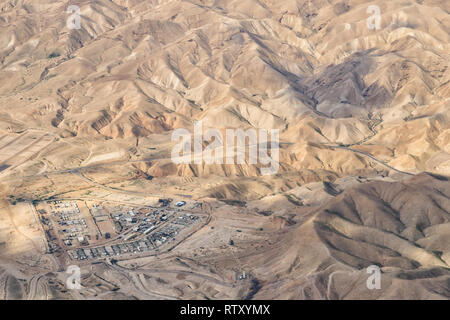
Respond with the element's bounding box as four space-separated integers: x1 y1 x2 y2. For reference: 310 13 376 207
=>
0 0 449 300
0 0 448 177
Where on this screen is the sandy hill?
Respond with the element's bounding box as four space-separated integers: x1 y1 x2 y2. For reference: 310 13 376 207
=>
0 0 448 301
0 0 448 178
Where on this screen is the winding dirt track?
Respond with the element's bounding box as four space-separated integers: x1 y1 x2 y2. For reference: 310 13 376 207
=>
0 141 416 185
329 145 414 176
109 261 234 289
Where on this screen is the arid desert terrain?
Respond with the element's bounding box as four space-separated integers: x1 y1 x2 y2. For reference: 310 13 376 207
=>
0 0 449 300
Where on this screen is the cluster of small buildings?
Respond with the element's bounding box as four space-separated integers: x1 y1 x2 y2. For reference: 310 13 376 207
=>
172 213 199 227
112 207 174 238
48 201 90 246
70 238 156 260
37 199 204 261
70 213 201 261
147 224 180 247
